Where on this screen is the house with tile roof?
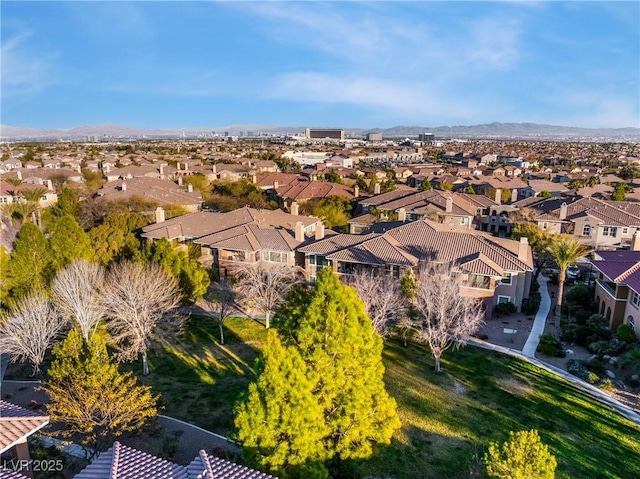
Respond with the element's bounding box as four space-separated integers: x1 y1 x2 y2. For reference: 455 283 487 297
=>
141 207 324 277
590 238 640 333
72 442 274 479
0 401 50 479
274 180 356 209
529 197 640 248
95 177 203 212
297 219 534 317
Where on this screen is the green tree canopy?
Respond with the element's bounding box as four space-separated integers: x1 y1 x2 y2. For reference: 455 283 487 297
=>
546 234 591 313
89 212 146 265
484 429 557 479
511 222 554 282
300 196 353 229
47 214 96 271
5 222 52 298
238 268 400 476
46 329 158 457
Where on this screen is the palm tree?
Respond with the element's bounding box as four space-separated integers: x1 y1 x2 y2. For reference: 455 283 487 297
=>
546 234 591 317
19 186 48 228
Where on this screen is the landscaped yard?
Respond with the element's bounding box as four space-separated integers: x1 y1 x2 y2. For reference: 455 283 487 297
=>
126 316 640 478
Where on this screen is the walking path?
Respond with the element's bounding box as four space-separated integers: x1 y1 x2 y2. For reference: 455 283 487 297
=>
522 274 551 357
471 272 640 426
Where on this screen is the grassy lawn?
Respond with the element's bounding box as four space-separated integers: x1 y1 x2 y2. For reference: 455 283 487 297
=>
134 316 640 479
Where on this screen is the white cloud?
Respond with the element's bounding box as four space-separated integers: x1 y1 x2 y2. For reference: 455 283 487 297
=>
1 32 54 96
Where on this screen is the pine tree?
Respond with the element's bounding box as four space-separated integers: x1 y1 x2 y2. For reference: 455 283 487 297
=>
236 268 401 477
5 222 52 298
235 331 330 478
48 215 96 270
484 429 557 479
46 329 158 458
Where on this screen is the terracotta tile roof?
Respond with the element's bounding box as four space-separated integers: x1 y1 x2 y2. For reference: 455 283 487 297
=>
74 442 188 479
186 450 275 478
348 213 378 225
537 197 640 226
454 252 504 277
276 180 355 201
255 173 301 188
142 208 319 243
358 188 417 207
96 177 203 208
0 401 50 455
590 251 640 294
299 219 532 274
0 466 29 479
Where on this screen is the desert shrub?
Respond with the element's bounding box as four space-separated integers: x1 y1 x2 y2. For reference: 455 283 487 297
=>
584 357 605 375
522 292 541 315
588 340 611 355
586 371 599 384
599 378 614 391
617 348 640 380
484 429 557 479
537 335 565 358
494 302 517 316
617 323 638 343
565 284 594 307
586 314 611 340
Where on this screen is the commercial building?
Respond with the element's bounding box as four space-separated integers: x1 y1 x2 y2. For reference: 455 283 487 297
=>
305 128 345 140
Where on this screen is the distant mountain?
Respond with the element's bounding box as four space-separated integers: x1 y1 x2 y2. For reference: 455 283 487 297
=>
1 122 638 141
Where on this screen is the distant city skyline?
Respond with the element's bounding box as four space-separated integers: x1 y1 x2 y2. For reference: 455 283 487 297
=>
2 1 639 130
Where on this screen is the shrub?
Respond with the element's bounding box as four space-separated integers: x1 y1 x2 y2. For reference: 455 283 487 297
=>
586 371 599 384
484 429 557 479
522 292 541 315
494 302 517 316
588 340 611 355
617 348 640 378
599 379 614 391
536 335 565 358
617 323 638 343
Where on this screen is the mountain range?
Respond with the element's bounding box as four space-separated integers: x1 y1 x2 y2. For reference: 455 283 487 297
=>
1 122 639 141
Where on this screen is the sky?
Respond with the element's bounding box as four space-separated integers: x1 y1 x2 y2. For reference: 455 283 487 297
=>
2 1 639 130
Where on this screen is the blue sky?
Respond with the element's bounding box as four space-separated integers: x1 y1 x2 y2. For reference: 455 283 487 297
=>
2 1 639 130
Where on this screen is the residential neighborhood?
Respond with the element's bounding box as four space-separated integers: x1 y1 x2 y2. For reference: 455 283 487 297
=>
1 136 639 479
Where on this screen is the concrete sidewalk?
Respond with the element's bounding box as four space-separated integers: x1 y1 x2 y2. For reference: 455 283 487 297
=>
522 274 551 357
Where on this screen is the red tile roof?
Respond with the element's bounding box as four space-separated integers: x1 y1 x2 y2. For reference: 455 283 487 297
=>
186 450 275 479
0 401 50 455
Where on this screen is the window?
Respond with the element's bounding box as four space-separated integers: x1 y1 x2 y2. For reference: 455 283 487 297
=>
622 227 629 235
497 295 511 304
582 225 591 236
632 291 640 308
628 317 636 332
262 251 286 263
542 222 548 230
603 226 617 237
501 272 513 285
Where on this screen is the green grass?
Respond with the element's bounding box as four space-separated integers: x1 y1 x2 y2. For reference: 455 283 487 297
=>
132 317 640 479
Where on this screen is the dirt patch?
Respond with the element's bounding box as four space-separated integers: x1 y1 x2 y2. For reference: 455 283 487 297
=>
496 377 533 397
478 311 534 352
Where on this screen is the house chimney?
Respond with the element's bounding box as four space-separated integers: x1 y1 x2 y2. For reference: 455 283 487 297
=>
251 174 257 184
518 236 529 262
354 186 359 198
76 164 82 173
315 222 325 240
445 196 453 213
294 221 304 242
398 207 406 221
212 164 217 174
374 183 381 194
187 183 193 193
104 164 111 173
632 230 640 251
155 206 165 224
559 202 568 220
17 170 22 180
184 162 188 171
47 179 53 191
511 188 518 203
494 188 502 205
273 180 279 190
121 182 127 191
178 176 183 186
176 162 181 170
159 165 164 176
291 201 299 216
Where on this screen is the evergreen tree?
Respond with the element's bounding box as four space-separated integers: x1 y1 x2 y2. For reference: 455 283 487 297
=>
484 429 557 479
235 331 330 478
46 329 158 458
48 215 96 271
89 213 145 266
237 268 400 476
5 222 52 298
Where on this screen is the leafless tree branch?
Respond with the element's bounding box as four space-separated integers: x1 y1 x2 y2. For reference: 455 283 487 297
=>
401 263 485 372
199 280 237 344
0 292 68 377
51 260 106 343
100 261 180 375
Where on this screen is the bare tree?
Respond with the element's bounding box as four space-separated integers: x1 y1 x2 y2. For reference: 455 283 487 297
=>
345 269 406 336
0 292 68 378
402 264 484 373
232 263 300 328
200 280 237 344
51 260 106 343
100 261 180 375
